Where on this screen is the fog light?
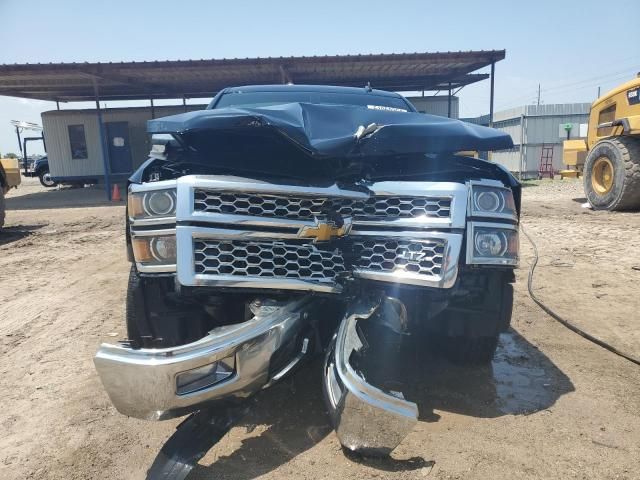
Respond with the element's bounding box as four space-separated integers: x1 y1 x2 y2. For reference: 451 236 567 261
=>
176 357 235 395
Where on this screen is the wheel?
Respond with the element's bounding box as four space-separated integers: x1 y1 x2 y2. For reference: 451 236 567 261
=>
38 168 57 188
0 187 6 229
429 280 513 365
125 263 212 349
583 137 640 210
437 335 500 365
125 264 146 347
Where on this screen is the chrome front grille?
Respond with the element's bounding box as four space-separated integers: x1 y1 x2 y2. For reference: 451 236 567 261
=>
193 189 451 222
352 238 445 277
177 177 466 291
334 197 451 220
194 190 326 220
194 239 345 283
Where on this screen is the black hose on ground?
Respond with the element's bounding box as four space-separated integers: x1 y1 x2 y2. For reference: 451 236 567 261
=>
521 224 640 367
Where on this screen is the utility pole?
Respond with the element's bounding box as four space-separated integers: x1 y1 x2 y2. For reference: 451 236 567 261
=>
597 86 601 98
537 84 541 106
489 61 495 127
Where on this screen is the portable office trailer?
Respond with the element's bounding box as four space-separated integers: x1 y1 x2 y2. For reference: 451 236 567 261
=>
407 95 459 118
41 105 206 183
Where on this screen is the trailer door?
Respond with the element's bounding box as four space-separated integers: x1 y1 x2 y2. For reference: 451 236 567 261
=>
106 122 132 174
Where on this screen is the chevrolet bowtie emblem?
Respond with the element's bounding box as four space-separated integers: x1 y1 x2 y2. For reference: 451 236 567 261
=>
298 218 352 243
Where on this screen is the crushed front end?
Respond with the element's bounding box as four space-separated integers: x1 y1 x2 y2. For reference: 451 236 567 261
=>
94 99 520 455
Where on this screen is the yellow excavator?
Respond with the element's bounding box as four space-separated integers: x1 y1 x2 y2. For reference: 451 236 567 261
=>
562 75 640 210
0 156 21 229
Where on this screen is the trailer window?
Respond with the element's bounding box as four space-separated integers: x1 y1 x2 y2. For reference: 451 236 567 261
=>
68 125 88 160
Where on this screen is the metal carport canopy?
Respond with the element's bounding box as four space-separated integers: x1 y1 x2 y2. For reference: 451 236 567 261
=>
0 50 504 102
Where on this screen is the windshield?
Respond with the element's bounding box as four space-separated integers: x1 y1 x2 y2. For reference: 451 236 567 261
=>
213 90 411 111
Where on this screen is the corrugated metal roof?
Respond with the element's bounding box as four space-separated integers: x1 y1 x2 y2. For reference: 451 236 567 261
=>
0 50 505 102
522 103 591 116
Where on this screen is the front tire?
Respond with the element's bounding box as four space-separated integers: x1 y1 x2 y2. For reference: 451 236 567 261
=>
584 137 640 210
429 280 513 365
125 264 214 349
125 264 146 346
38 168 57 188
437 335 500 365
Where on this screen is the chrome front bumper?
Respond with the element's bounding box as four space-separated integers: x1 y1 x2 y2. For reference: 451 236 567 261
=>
94 297 314 420
95 293 419 454
323 297 418 456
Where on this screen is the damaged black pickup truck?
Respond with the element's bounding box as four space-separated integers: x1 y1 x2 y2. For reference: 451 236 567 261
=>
94 85 519 456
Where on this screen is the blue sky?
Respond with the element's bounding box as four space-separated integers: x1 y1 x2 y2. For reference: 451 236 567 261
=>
1 0 638 155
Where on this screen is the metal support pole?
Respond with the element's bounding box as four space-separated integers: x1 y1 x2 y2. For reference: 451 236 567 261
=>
519 114 525 180
447 82 452 118
522 115 528 178
93 80 112 201
56 100 60 110
489 61 495 128
182 95 187 112
15 126 23 155
150 98 155 119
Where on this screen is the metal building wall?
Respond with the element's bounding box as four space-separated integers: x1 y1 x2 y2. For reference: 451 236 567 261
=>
407 96 459 118
41 105 206 180
464 103 591 178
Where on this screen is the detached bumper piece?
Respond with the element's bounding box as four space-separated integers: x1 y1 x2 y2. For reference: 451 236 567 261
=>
323 297 418 456
94 298 316 420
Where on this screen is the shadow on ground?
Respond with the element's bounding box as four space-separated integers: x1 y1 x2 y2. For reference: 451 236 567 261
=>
187 363 333 480
182 328 573 479
400 329 575 421
0 224 45 246
6 185 122 210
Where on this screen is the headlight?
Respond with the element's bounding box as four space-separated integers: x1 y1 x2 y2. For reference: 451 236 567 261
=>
128 188 177 220
475 231 509 256
467 222 518 266
132 233 176 271
469 184 516 220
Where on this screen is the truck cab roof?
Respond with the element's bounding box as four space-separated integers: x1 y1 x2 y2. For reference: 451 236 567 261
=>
219 84 405 97
208 84 416 111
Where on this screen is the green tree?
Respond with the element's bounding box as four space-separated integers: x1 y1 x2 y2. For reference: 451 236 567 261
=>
5 152 18 159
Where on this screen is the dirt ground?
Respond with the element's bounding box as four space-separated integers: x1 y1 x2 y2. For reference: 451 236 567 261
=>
1 177 639 480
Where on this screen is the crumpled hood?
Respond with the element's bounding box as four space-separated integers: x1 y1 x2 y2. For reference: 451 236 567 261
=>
147 102 513 157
